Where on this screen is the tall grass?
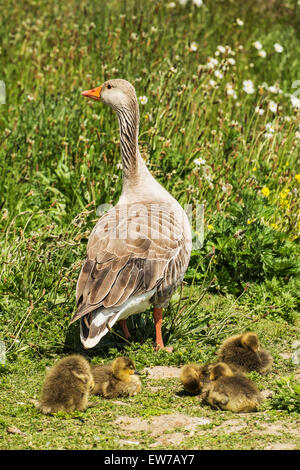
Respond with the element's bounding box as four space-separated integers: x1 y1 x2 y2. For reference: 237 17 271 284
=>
0 0 299 359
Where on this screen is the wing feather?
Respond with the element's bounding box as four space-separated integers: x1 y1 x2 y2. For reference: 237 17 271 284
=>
71 202 191 324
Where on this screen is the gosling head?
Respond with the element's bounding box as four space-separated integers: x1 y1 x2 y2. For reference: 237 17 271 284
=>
111 357 139 382
240 332 260 353
210 362 234 381
81 79 137 112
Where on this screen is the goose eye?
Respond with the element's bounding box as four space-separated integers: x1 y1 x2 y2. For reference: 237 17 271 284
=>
107 84 112 89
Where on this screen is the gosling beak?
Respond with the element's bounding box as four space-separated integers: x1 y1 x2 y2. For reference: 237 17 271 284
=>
81 85 102 101
134 370 141 375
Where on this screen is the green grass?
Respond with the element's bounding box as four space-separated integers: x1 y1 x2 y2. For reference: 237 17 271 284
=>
0 0 299 450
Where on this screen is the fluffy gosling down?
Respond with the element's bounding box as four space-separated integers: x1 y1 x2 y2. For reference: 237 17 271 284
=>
204 362 263 413
217 332 273 374
91 357 142 398
180 363 215 396
36 355 94 414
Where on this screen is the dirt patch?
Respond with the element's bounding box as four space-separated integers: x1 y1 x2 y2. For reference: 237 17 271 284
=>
143 366 181 379
211 419 247 434
258 421 300 437
115 413 212 446
264 442 297 450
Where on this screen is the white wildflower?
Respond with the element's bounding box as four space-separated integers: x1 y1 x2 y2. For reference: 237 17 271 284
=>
209 79 217 87
217 45 226 54
258 50 267 58
139 96 148 105
268 85 280 94
225 83 235 96
194 158 207 166
178 0 188 4
190 41 198 52
167 2 176 8
265 122 275 138
203 166 214 182
227 58 236 65
266 122 275 131
243 80 255 94
236 18 244 26
192 0 203 6
290 95 300 109
206 57 218 69
255 106 264 115
268 100 277 113
214 70 223 79
274 43 283 53
253 41 263 50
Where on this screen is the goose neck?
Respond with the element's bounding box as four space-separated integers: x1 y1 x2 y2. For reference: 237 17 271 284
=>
117 104 141 183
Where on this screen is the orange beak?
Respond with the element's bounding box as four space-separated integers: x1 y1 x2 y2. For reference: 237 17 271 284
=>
81 85 102 101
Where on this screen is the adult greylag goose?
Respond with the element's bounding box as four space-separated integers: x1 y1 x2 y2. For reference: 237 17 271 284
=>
70 79 192 350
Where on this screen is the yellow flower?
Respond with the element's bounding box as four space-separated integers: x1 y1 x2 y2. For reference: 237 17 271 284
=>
295 174 300 183
247 218 256 224
207 224 214 230
253 167 257 172
280 188 289 199
280 199 290 209
261 187 270 197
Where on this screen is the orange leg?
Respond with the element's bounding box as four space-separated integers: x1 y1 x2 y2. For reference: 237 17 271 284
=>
119 319 131 340
153 307 173 352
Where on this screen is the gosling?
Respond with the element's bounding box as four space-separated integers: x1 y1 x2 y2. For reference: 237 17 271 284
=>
217 332 273 374
180 362 216 397
204 362 263 413
91 357 141 398
180 364 203 395
36 354 94 414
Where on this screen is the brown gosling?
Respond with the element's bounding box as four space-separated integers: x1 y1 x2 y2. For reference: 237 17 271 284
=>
217 332 273 374
180 364 203 395
205 362 263 413
180 362 216 397
36 355 94 414
91 357 141 398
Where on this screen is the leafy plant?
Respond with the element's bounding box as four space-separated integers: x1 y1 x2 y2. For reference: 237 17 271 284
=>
187 191 299 297
269 375 300 413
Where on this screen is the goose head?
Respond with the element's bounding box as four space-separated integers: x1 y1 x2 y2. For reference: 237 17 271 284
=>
82 78 137 112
